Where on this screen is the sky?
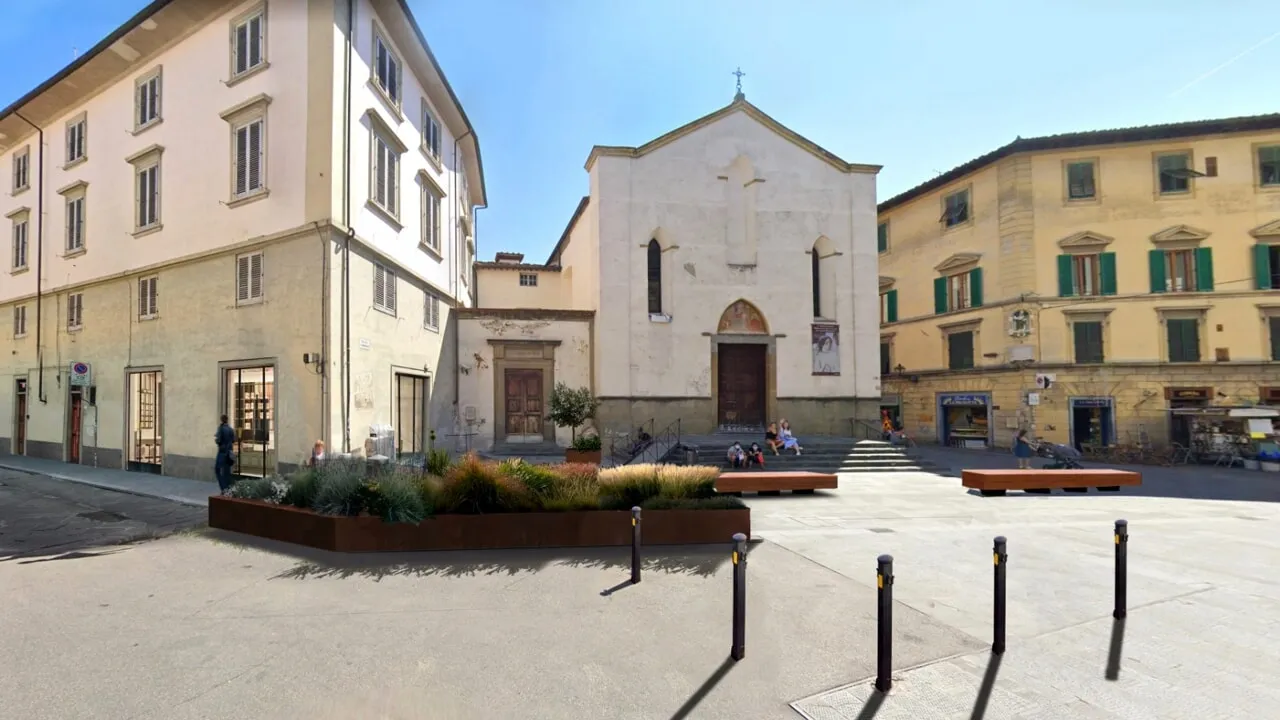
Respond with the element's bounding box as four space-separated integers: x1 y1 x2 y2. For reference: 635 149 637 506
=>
3 0 1278 264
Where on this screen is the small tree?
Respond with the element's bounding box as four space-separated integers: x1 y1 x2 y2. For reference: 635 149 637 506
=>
547 382 600 441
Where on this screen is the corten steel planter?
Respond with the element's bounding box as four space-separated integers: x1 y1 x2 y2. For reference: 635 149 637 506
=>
564 449 602 465
208 496 749 553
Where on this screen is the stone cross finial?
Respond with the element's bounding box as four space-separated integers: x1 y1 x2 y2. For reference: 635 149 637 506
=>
732 67 746 99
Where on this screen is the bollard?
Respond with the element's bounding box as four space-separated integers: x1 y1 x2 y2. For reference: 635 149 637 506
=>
631 507 642 585
875 554 894 693
730 533 748 661
1113 519 1128 619
993 536 1008 655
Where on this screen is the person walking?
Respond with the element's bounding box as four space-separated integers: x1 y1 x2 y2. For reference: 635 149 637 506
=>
215 415 237 494
1013 429 1034 469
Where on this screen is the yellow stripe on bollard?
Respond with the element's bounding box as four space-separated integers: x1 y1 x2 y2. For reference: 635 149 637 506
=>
632 518 637 527
732 552 739 565
993 552 999 565
877 573 883 589
1114 534 1120 545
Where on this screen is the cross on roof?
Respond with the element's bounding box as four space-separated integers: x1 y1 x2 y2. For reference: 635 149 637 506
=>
732 67 746 99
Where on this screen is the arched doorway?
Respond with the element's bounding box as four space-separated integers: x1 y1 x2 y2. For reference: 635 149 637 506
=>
713 300 774 430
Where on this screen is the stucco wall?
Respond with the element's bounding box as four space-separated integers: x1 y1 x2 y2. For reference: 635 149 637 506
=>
476 267 568 309
456 313 593 451
589 108 880 403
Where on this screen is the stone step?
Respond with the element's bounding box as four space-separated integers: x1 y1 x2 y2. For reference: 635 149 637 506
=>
841 465 927 473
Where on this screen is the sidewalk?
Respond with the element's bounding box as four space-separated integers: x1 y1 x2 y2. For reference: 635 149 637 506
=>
0 455 213 507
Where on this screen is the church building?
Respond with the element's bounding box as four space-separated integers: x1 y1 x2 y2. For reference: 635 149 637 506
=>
456 92 882 450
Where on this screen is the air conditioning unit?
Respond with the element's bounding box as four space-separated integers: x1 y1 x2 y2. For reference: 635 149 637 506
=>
1008 345 1035 363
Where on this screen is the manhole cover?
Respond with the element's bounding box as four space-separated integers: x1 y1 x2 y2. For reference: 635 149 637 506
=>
77 510 129 523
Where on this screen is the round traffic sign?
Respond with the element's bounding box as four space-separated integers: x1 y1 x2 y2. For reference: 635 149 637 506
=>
72 362 89 374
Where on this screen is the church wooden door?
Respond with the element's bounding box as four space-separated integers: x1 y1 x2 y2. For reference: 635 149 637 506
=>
717 344 766 427
504 369 545 441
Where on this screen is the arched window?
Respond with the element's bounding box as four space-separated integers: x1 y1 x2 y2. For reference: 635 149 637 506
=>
811 247 821 318
647 239 663 314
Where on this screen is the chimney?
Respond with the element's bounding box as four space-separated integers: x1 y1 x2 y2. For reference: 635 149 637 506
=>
494 252 524 264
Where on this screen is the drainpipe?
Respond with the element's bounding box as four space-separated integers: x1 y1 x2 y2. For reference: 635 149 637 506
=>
14 112 47 404
315 221 329 447
339 0 355 452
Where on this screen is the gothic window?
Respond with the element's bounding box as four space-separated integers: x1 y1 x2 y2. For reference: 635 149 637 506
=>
812 248 821 318
647 238 662 315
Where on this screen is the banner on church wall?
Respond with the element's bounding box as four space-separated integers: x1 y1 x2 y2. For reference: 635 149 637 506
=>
811 323 840 376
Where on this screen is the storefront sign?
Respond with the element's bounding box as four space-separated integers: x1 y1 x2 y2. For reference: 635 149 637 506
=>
1165 387 1212 401
1073 397 1112 408
940 394 987 407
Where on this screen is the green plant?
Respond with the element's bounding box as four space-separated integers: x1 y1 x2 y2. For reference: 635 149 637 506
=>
656 464 719 499
641 496 745 511
501 459 560 497
547 382 600 440
438 453 535 514
571 434 603 452
425 448 452 476
597 464 662 510
417 474 443 516
311 460 366 516
282 469 320 508
228 476 284 503
375 469 427 524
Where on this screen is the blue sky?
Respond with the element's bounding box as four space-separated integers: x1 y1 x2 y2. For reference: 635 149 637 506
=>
3 1 1278 264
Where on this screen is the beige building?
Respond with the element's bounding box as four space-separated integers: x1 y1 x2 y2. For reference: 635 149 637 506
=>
0 0 486 480
877 114 1280 450
463 93 882 451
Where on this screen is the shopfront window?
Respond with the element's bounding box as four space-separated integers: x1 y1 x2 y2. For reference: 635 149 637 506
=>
395 373 428 457
224 366 275 478
126 370 163 474
939 394 990 448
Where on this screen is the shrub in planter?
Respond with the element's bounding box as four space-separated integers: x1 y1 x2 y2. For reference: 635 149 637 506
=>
282 469 320 509
541 463 602 511
438 453 536 514
547 382 600 449
375 469 427 525
311 460 367 516
598 464 663 510
656 464 719 499
424 448 452 477
642 496 745 511
228 476 286 503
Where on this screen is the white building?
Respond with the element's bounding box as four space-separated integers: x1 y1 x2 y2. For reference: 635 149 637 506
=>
463 93 881 451
0 0 486 480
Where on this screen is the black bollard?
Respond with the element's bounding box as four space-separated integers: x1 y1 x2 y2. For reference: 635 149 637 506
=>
730 533 747 661
631 507 642 585
993 536 1007 655
1113 519 1128 619
875 554 894 693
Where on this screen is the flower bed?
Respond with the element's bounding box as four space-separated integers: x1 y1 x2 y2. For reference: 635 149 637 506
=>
209 455 749 553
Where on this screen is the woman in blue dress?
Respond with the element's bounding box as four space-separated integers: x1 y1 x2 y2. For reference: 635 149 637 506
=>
1013 429 1034 469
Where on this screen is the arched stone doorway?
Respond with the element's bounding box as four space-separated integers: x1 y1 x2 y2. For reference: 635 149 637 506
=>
711 299 776 431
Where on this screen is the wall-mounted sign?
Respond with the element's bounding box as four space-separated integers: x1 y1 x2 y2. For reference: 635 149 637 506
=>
1073 397 1112 408
941 394 987 407
1165 387 1212 401
1026 392 1041 406
69 361 92 387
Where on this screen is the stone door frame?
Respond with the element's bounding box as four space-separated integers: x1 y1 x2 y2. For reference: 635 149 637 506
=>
709 334 777 429
488 339 559 443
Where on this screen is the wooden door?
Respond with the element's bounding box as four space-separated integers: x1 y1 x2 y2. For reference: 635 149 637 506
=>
504 370 544 439
14 380 27 455
68 389 83 464
718 344 766 426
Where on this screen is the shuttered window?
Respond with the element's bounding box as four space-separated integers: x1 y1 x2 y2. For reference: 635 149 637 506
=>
372 134 399 216
135 70 162 129
236 252 264 304
67 293 83 330
879 341 891 375
424 292 440 331
231 10 266 77
422 100 441 158
12 219 28 270
374 264 397 314
373 33 401 105
136 162 160 229
13 305 26 337
1073 321 1103 364
66 195 85 252
947 331 975 370
66 119 86 164
234 118 266 197
138 277 159 319
1166 318 1200 363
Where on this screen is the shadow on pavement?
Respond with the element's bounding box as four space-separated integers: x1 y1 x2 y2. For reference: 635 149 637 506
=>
198 528 729 581
668 657 736 720
5 548 128 565
969 652 1003 719
1106 617 1126 681
851 687 885 719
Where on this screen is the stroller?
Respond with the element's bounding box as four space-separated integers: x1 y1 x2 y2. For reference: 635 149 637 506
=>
1036 442 1084 470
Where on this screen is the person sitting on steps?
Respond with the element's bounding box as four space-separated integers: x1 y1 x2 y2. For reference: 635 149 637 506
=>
746 442 766 468
726 441 747 468
765 422 782 455
778 419 803 455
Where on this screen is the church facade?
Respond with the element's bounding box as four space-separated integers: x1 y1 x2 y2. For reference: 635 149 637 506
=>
458 94 882 450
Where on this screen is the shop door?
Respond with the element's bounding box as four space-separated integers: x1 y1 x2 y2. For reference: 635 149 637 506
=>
225 366 275 478
718 344 767 427
127 370 164 474
14 379 27 455
67 388 83 464
395 373 428 456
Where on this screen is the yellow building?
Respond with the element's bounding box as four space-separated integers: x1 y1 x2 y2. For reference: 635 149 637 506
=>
877 114 1280 450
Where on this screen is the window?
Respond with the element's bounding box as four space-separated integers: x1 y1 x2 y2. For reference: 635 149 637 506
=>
67 293 83 331
13 305 27 337
879 341 892 375
371 132 399 217
420 184 440 251
933 268 984 314
947 330 975 370
519 273 538 287
941 189 970 228
136 161 161 230
424 291 440 331
1150 247 1212 293
1165 249 1196 292
1259 146 1280 187
138 276 159 319
1073 321 1104 364
1057 252 1116 297
811 248 821 317
948 273 970 311
373 263 396 314
236 252 264 304
11 217 28 270
1156 153 1193 195
12 147 29 192
877 221 889 253
66 117 86 165
232 118 266 198
224 366 275 478
395 373 428 455
65 194 85 253
135 68 163 130
421 100 441 159
1066 161 1096 200
880 290 898 324
1271 317 1280 361
231 8 266 78
373 32 401 105
1166 318 1200 362
647 238 662 315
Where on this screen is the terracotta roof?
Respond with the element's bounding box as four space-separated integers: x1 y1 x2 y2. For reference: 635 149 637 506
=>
878 112 1280 214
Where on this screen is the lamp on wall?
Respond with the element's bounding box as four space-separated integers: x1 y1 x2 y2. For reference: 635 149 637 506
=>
893 363 905 374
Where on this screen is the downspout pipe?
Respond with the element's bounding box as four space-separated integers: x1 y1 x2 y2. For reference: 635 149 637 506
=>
340 0 354 452
14 111 47 404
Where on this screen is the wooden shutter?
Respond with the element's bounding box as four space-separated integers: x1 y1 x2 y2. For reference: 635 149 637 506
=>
885 289 898 323
250 252 263 299
137 169 148 227
933 277 947 314
374 266 386 308
149 278 158 316
1148 249 1166 293
248 120 263 191
385 268 397 311
1099 252 1117 295
386 152 398 215
237 255 250 302
248 14 262 67
235 125 248 195
375 141 387 207
1056 255 1074 297
1254 244 1272 290
1073 321 1103 364
1271 317 1280 361
1193 247 1214 291
877 223 888 253
968 267 984 308
1168 319 1199 362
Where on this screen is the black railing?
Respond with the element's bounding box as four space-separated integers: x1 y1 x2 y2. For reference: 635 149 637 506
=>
630 418 682 465
608 419 656 465
852 418 885 441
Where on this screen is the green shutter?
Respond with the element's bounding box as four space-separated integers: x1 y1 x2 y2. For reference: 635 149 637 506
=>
969 267 984 308
934 277 947 314
1057 255 1075 297
1254 244 1273 290
886 289 898 323
877 222 888 253
1148 249 1166 293
1099 252 1117 295
1194 247 1214 291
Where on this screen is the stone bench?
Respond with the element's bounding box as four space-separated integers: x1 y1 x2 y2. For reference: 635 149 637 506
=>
962 468 1142 496
717 471 838 496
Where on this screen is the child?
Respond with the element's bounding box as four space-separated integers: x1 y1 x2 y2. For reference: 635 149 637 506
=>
726 441 747 468
747 442 766 468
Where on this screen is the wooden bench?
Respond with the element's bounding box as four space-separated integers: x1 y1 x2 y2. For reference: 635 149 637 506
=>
962 469 1141 496
717 471 838 496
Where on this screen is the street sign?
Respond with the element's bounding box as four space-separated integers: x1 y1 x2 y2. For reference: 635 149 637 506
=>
1034 373 1056 390
70 361 92 387
1026 391 1041 406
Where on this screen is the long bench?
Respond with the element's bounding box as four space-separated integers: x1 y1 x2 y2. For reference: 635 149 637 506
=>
717 471 838 496
962 468 1142 496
